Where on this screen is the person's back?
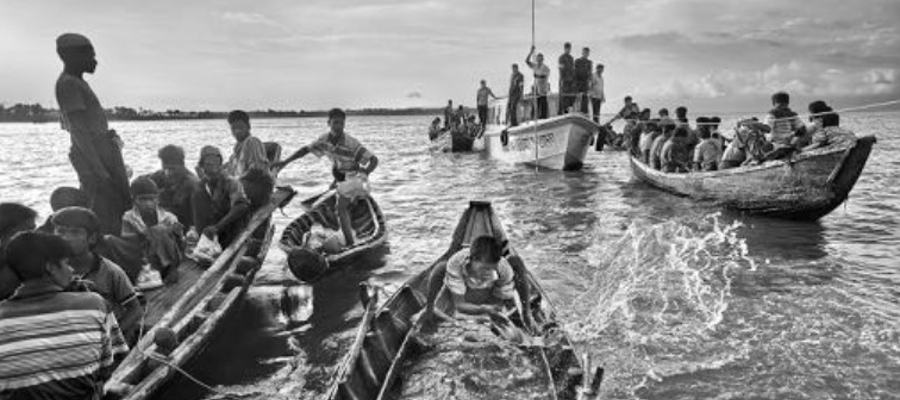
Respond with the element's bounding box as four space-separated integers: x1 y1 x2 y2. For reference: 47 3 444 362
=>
650 127 672 170
660 130 690 173
694 137 722 172
638 128 657 163
764 92 804 145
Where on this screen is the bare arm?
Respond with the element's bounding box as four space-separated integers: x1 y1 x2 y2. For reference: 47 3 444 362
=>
450 292 500 317
525 46 536 68
272 146 312 170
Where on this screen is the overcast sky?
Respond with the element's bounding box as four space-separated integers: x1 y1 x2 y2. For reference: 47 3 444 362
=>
1 0 898 113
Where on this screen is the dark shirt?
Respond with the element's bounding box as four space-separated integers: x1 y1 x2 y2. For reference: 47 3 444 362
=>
558 53 574 82
574 57 593 84
509 71 524 98
149 167 199 227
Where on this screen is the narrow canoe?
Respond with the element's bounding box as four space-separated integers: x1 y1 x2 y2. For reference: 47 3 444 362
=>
629 135 876 220
104 185 295 400
325 201 603 400
429 127 478 153
279 190 388 283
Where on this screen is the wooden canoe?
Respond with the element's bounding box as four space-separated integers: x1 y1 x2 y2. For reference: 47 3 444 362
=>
429 127 478 153
325 201 603 400
279 190 388 283
629 135 876 220
103 188 296 399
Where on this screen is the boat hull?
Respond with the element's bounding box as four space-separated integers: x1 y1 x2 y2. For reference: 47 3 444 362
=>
630 136 876 220
429 128 477 153
484 113 596 170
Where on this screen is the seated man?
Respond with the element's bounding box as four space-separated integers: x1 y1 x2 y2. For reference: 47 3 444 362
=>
638 120 660 164
693 120 723 171
428 117 442 140
52 206 144 342
660 127 691 173
763 91 805 146
149 144 199 228
191 145 252 248
423 236 529 324
0 232 129 400
0 203 38 301
649 124 673 170
719 119 770 169
801 101 856 152
224 110 269 180
121 177 184 287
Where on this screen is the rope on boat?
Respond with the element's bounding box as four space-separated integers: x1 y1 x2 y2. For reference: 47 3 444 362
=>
143 352 294 400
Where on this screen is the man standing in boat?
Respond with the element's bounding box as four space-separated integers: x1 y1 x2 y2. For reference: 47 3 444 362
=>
573 47 593 115
273 109 379 247
589 64 606 122
476 80 498 129
557 42 575 114
54 33 131 236
507 64 524 126
525 46 551 119
443 100 454 129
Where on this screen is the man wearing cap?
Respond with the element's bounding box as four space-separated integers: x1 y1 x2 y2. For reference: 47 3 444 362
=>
54 33 131 236
149 144 199 227
0 232 129 400
52 206 143 342
191 146 252 248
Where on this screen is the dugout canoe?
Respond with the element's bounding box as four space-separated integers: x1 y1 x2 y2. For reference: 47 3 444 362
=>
104 185 296 400
279 190 388 283
629 135 876 220
429 127 478 153
324 200 603 400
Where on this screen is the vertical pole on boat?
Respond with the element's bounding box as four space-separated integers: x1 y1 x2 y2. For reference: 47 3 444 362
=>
531 0 539 172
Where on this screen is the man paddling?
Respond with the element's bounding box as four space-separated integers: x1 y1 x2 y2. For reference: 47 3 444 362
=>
273 109 379 247
55 33 131 236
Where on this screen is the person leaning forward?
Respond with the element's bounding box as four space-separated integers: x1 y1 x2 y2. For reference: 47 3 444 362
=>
190 146 252 248
272 108 379 247
0 232 129 400
54 33 131 236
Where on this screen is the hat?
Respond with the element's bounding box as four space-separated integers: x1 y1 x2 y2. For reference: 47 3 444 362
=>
158 144 186 167
738 118 771 133
808 100 831 115
198 145 223 164
51 206 100 234
49 187 90 211
130 177 159 196
56 33 92 49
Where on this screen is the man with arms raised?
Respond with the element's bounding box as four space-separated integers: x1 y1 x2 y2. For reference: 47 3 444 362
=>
54 33 131 236
0 232 129 400
273 109 379 247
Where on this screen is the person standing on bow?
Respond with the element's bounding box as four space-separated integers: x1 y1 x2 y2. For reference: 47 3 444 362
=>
54 33 131 236
525 46 551 120
476 80 498 129
273 109 379 247
557 42 575 114
507 64 524 127
573 47 593 115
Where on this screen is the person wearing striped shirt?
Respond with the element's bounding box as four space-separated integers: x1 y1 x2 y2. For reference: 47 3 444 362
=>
273 109 379 246
0 232 129 400
763 91 805 146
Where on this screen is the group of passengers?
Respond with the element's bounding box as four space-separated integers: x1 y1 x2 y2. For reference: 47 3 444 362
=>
613 91 856 173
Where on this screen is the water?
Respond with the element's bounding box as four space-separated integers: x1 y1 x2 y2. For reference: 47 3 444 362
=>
0 112 897 400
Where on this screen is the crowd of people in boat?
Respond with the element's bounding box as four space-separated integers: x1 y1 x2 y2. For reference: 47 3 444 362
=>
607 91 857 172
427 99 486 142
0 33 380 400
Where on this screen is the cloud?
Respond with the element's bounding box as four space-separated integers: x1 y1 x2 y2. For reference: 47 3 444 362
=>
406 91 423 99
220 12 278 26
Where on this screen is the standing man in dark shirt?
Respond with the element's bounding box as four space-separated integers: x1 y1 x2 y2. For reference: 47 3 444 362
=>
475 80 498 129
507 64 524 127
573 47 593 114
443 100 454 129
557 42 575 115
54 33 131 236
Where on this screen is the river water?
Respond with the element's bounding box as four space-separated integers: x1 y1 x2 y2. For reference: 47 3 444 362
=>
0 112 897 400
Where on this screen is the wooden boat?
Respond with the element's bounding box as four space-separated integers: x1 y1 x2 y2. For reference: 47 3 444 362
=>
279 189 387 283
630 135 877 220
483 95 597 170
324 200 603 400
429 126 479 153
104 186 296 400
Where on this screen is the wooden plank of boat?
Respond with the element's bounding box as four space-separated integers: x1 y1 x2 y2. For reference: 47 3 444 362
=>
324 201 603 400
280 190 388 283
483 113 597 171
105 186 296 400
629 135 876 220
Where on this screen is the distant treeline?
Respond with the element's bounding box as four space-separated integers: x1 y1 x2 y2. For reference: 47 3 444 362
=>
0 103 445 123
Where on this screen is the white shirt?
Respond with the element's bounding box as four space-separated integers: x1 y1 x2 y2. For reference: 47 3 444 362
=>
590 73 605 100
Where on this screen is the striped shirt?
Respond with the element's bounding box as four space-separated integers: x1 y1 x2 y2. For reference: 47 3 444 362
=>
308 132 374 173
0 282 128 399
764 106 804 145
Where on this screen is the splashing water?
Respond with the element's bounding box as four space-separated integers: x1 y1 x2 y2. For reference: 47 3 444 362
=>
565 213 758 398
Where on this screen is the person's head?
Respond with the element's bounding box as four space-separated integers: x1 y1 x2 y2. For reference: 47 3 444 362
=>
480 79 486 87
659 108 669 117
771 91 790 107
675 106 687 119
56 33 97 74
564 42 571 53
596 64 604 74
158 144 186 171
645 121 659 133
458 105 464 111
52 207 100 255
0 203 38 242
448 99 453 106
639 108 652 120
536 53 544 64
130 177 160 214
710 116 721 130
328 108 346 135
673 126 689 139
467 236 504 287
696 117 711 136
582 47 590 57
197 145 225 180
624 96 633 104
5 232 74 287
512 63 519 72
49 187 89 212
433 117 441 125
809 101 839 127
662 123 676 136
227 110 251 142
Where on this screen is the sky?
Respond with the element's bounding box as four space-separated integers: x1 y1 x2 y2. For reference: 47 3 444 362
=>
1 0 899 113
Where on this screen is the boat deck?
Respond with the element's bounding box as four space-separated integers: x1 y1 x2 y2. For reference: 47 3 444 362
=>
140 260 205 329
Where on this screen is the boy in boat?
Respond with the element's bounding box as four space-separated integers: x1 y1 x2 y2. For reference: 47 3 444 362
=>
149 144 199 228
476 80 498 129
0 232 129 400
224 110 269 180
55 33 131 236
121 177 184 288
0 203 38 301
191 146 252 248
52 206 144 343
272 109 379 247
693 117 722 171
661 126 691 173
525 46 551 119
801 101 856 151
422 236 530 326
763 91 805 146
